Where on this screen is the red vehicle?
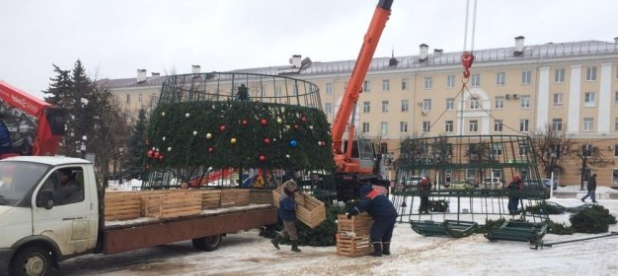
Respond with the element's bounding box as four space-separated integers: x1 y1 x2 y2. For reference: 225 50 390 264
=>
331 0 393 200
0 80 66 158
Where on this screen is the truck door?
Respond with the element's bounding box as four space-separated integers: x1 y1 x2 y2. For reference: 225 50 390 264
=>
32 166 94 256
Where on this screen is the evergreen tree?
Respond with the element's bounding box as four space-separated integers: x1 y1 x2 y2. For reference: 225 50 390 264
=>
125 109 148 179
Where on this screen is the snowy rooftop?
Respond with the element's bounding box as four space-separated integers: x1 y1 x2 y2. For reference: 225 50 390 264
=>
101 40 618 89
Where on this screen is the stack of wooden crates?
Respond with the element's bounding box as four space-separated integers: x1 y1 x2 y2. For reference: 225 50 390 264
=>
272 185 326 229
104 189 250 221
336 213 373 257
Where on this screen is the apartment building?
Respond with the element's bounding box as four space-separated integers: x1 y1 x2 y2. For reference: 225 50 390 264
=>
104 37 618 186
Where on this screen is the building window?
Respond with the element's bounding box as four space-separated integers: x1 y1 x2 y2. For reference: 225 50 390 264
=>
495 97 504 109
616 117 618 132
400 121 408 133
469 120 478 132
362 122 370 133
422 99 432 112
363 80 371 92
553 93 563 107
521 95 530 108
494 120 503 132
586 66 597 81
325 83 332 94
126 94 130 104
445 121 453 133
519 144 527 156
471 74 481 87
382 101 389 113
446 98 454 110
496 72 506 85
555 68 565 83
615 91 618 106
424 77 433 89
402 78 410 90
152 95 157 104
382 79 390 91
552 118 563 131
521 70 532 84
614 145 618 158
381 122 388 134
362 101 371 113
466 169 477 180
520 119 529 132
138 94 143 103
422 121 431 133
613 170 618 185
275 86 282 97
493 144 503 156
401 100 409 112
470 98 479 110
584 92 595 107
583 118 594 131
325 103 332 114
446 75 455 88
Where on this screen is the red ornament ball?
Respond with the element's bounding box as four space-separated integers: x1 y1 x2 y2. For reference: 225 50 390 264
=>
241 119 248 126
219 125 226 132
258 155 266 162
301 116 307 123
147 150 154 158
264 138 271 145
157 154 164 160
294 124 300 130
208 147 214 153
154 151 161 158
260 118 268 126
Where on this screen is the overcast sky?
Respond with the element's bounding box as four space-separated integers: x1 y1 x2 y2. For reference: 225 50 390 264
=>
1 0 617 98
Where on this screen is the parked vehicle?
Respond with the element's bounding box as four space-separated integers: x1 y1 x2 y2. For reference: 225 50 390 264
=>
0 156 277 276
449 179 478 190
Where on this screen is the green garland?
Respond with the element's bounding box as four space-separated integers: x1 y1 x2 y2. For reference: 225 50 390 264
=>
146 101 335 171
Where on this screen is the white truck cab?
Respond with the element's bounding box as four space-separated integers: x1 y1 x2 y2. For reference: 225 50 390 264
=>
0 156 98 276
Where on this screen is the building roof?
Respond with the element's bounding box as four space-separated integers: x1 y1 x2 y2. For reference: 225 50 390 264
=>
102 40 618 89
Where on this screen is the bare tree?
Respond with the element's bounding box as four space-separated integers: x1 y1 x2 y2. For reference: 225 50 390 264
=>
571 140 611 190
530 124 575 178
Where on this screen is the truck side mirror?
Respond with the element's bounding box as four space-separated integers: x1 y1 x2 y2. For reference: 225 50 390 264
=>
36 191 54 210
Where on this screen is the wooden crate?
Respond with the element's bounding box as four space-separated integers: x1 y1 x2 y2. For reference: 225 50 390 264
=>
273 186 326 229
201 190 221 209
336 235 373 257
220 189 250 207
143 191 202 218
104 192 141 221
338 213 373 236
336 213 373 257
249 189 274 205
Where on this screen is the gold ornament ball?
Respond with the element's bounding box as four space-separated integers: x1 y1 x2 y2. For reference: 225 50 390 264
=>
167 147 172 152
231 138 237 144
277 117 283 124
206 133 212 139
193 131 198 136
161 111 166 116
286 154 291 158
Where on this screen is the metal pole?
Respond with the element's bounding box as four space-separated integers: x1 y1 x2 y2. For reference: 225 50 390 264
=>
549 172 554 199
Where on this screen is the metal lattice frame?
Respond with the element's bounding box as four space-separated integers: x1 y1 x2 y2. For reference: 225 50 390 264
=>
142 72 336 204
391 134 549 224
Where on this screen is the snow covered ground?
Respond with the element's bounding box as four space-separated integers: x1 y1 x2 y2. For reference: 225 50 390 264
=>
59 199 618 276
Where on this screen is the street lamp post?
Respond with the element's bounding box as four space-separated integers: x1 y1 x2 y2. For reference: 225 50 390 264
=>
580 145 591 191
80 98 89 159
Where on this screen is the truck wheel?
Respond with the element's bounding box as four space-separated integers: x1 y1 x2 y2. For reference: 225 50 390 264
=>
10 246 52 276
192 234 222 251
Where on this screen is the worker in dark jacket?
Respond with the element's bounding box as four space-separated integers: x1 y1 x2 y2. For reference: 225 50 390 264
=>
507 175 523 215
0 118 14 156
347 185 398 257
581 174 597 203
418 177 431 214
271 180 301 252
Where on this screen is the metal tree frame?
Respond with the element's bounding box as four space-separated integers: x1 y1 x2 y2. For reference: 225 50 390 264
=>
391 134 550 226
142 72 336 204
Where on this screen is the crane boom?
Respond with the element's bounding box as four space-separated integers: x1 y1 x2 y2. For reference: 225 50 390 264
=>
331 0 393 173
0 80 65 156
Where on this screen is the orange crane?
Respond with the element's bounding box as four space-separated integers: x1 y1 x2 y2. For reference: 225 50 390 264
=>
331 0 393 200
0 80 66 158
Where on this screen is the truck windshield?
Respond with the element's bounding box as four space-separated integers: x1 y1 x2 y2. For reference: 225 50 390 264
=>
0 161 51 206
